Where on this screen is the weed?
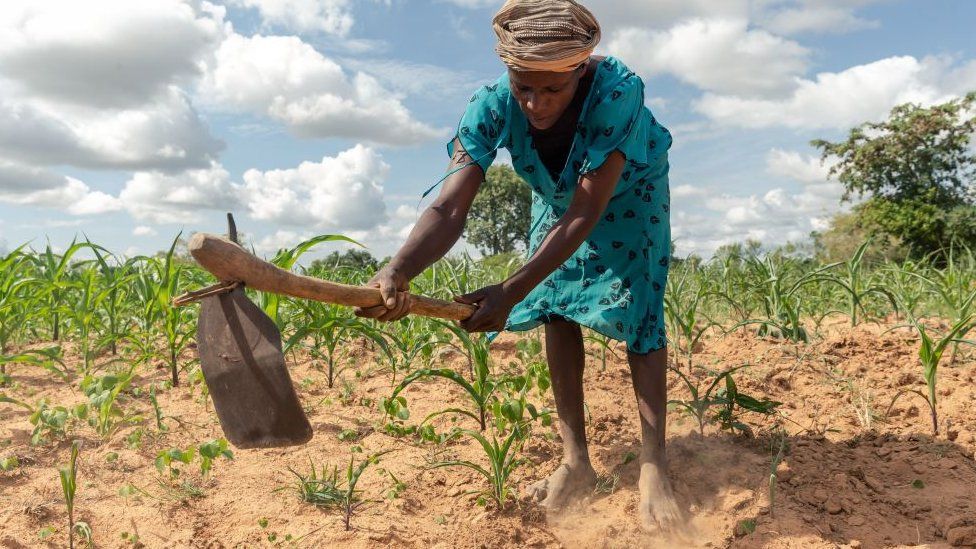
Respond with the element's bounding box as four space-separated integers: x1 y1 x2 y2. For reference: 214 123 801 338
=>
279 449 391 530
594 473 619 495
281 457 344 507
1 455 19 471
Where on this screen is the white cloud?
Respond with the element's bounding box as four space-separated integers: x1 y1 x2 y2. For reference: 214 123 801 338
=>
606 18 809 97
713 186 840 231
424 0 882 37
0 160 121 215
0 1 225 172
437 0 500 8
340 58 481 100
1 89 224 172
0 0 227 109
758 0 883 35
226 0 353 35
592 0 749 30
671 147 851 256
696 55 976 129
241 144 389 232
132 225 158 236
119 163 242 224
765 149 835 184
672 184 706 198
252 229 313 255
690 187 835 250
197 33 444 146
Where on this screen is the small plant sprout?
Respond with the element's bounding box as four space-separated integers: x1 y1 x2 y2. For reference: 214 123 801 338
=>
198 438 234 477
386 364 498 431
59 440 92 549
429 424 529 511
155 439 233 479
583 331 619 371
149 385 169 432
665 271 719 371
382 469 407 500
886 313 975 435
79 368 135 438
767 430 788 518
155 446 195 479
342 449 392 530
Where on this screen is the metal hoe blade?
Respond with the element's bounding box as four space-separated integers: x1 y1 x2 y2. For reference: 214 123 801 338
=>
197 286 312 449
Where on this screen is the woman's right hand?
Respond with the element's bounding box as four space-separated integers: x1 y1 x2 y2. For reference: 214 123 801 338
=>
354 266 412 322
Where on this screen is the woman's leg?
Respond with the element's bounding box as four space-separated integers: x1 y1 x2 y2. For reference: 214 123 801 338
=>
628 347 682 530
527 318 597 507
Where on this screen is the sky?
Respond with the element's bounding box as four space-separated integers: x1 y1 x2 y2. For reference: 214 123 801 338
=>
1 0 974 261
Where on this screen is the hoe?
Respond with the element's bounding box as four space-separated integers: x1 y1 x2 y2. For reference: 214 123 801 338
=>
174 215 475 449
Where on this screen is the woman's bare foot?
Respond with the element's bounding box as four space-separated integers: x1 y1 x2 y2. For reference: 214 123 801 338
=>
526 462 598 509
638 460 682 532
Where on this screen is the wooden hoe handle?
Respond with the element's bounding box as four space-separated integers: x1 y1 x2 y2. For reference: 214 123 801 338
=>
187 233 476 322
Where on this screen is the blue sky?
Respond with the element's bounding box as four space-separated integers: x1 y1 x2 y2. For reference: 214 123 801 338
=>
1 0 974 260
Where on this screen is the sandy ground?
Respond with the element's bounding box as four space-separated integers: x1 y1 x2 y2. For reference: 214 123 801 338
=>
1 321 975 548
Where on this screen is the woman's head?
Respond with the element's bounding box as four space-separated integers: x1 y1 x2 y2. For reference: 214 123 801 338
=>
508 62 587 130
493 0 601 130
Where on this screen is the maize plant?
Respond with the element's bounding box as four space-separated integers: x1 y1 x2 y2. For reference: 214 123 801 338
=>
887 313 976 435
429 424 529 511
821 240 898 326
285 300 387 388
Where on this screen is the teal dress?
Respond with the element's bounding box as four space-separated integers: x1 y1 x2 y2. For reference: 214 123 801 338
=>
447 56 672 354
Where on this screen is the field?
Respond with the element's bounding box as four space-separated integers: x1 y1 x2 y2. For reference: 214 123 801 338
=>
1 238 975 548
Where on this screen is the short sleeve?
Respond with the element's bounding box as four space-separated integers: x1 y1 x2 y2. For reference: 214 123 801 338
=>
577 75 670 175
447 83 509 175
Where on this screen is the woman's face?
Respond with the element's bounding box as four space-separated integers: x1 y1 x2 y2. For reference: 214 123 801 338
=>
509 63 586 130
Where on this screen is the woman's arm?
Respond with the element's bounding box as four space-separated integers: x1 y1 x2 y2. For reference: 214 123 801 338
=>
456 150 626 331
354 138 485 321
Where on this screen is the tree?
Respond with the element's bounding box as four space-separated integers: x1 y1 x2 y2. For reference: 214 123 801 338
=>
811 211 907 263
712 239 763 262
309 248 378 272
464 165 531 256
812 92 976 258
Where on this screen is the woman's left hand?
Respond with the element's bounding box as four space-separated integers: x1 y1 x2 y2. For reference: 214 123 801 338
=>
454 284 517 332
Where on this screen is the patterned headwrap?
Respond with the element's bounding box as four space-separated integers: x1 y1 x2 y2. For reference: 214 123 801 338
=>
492 0 601 72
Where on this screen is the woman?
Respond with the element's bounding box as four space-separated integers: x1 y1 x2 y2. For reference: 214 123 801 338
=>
355 0 679 530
